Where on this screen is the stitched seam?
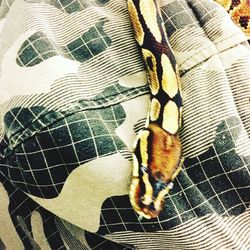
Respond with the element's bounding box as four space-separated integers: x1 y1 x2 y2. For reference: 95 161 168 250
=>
3 86 150 154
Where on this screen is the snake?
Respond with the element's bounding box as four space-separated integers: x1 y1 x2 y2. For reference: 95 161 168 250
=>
127 0 249 220
127 0 183 219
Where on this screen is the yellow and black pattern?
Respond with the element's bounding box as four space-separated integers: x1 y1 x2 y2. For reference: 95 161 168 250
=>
128 0 183 219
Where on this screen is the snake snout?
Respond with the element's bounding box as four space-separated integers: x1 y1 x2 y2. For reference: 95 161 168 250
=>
138 173 173 218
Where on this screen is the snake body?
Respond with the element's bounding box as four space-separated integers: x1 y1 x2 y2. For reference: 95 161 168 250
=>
127 0 249 219
127 0 183 219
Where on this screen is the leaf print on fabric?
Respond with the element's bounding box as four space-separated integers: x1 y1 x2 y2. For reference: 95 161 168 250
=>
16 18 111 66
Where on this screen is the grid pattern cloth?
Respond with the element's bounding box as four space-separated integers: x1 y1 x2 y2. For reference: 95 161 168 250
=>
0 0 250 249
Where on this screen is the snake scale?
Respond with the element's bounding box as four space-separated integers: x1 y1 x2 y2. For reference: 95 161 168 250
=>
127 0 249 219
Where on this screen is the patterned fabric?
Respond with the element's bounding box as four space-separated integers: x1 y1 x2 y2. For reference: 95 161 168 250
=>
0 0 249 249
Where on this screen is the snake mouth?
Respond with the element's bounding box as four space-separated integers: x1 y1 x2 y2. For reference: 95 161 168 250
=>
129 165 175 219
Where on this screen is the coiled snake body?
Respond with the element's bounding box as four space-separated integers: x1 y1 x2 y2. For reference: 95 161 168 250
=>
128 0 249 219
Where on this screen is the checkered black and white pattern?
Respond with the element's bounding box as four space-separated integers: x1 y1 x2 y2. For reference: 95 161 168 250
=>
0 0 250 249
16 19 112 66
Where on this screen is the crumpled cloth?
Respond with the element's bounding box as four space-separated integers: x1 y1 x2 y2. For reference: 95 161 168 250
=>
0 0 249 249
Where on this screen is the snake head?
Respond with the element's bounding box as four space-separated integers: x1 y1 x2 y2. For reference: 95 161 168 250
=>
130 123 182 219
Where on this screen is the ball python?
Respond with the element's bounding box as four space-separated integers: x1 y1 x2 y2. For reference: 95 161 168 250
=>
127 0 249 220
127 0 183 219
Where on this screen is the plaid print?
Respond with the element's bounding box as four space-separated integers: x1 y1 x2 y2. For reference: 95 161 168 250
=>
1 82 148 199
0 173 66 249
2 102 127 197
39 0 111 14
1 112 249 247
16 19 111 66
3 83 149 150
0 172 134 249
97 116 249 234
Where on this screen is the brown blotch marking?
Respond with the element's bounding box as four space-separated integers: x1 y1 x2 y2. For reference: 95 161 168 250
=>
215 0 250 36
230 0 250 36
130 124 182 219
